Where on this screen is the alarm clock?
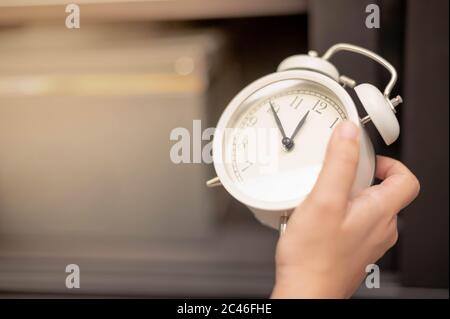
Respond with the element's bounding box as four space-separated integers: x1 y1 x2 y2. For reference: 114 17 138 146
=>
206 43 402 232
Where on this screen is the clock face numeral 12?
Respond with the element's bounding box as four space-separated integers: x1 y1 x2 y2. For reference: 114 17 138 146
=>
312 100 328 114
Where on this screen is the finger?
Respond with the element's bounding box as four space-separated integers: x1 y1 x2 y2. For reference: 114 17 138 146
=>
308 120 360 211
364 156 420 214
387 216 399 248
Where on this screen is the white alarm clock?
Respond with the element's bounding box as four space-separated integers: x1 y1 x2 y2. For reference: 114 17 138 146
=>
207 43 403 232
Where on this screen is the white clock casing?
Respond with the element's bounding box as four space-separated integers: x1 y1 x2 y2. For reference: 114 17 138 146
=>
208 44 401 230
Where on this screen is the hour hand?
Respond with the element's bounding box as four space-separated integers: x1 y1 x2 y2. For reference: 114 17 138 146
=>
270 101 287 138
270 101 294 150
290 110 309 141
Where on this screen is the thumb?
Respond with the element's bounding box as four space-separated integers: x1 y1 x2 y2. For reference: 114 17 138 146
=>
308 120 360 210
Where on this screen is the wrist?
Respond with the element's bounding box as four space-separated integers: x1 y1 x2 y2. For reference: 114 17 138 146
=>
271 268 348 299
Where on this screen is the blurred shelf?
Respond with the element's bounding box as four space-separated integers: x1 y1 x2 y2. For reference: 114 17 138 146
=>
0 0 307 24
0 224 278 298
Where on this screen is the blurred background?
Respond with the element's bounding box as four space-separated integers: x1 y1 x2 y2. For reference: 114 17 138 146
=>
0 0 448 298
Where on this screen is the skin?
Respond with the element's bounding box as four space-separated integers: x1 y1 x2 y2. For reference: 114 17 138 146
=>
271 121 420 299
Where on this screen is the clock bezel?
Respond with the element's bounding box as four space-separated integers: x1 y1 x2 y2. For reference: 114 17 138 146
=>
213 70 362 212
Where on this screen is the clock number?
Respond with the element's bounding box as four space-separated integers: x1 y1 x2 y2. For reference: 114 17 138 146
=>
290 96 303 109
241 160 253 172
329 117 339 128
239 136 249 161
246 115 258 126
267 103 280 114
239 136 248 150
312 100 328 114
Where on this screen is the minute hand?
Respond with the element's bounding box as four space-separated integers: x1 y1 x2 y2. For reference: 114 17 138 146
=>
290 110 310 140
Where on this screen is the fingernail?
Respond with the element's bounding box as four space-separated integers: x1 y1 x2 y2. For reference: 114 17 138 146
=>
336 121 359 141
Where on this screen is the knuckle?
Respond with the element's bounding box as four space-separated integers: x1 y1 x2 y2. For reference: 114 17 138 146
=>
388 229 399 248
398 172 420 196
362 188 387 215
409 174 421 196
385 219 399 248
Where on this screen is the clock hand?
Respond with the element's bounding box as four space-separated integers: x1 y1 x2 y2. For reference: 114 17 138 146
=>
270 101 294 151
270 101 287 138
290 110 310 141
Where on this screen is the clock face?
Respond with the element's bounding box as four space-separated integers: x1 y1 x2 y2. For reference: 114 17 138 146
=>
222 79 348 206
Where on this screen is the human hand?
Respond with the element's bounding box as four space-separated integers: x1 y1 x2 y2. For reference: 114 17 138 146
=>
271 121 420 299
